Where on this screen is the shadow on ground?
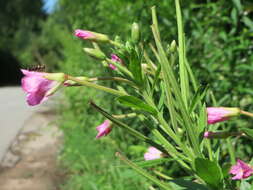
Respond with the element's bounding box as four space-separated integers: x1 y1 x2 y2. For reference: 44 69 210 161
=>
0 51 22 86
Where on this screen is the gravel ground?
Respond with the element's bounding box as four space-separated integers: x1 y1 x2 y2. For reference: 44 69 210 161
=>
0 86 64 190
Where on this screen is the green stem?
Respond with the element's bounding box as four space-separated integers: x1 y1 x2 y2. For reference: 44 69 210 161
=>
240 110 253 118
88 77 137 87
153 170 173 180
112 113 137 119
67 75 127 96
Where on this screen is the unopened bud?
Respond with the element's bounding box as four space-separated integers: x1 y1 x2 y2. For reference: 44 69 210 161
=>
83 48 106 60
44 73 66 82
75 29 110 42
170 40 177 52
131 22 140 43
207 107 241 124
204 131 242 139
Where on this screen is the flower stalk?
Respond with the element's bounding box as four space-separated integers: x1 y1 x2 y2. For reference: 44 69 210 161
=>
67 75 127 96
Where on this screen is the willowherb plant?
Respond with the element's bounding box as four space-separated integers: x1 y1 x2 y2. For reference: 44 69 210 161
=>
20 1 253 189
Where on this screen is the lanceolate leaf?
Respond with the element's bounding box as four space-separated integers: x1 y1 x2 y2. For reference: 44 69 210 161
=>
189 85 209 114
129 48 143 86
195 158 223 188
197 104 207 135
117 95 157 115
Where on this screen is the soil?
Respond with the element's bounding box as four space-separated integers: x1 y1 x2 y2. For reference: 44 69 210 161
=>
0 110 64 190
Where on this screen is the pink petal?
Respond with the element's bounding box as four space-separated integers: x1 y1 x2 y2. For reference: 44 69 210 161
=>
109 64 117 70
21 69 56 106
74 29 94 39
96 120 111 139
111 54 122 63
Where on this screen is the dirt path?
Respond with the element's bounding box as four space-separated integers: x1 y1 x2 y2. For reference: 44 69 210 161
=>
0 87 64 190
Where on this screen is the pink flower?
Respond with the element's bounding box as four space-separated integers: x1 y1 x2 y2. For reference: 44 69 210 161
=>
96 120 112 139
144 147 163 161
74 29 95 39
109 54 122 70
229 160 253 180
21 69 56 106
207 107 240 124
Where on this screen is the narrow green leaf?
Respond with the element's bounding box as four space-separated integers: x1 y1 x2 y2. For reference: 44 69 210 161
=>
240 128 253 139
151 64 161 94
189 85 209 114
232 0 243 13
175 0 189 107
129 49 143 86
158 82 165 110
118 158 174 168
195 158 223 187
197 104 207 135
117 95 157 115
116 152 174 190
242 16 253 31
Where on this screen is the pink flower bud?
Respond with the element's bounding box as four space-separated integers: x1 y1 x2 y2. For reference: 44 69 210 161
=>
109 54 122 70
96 120 112 139
230 160 253 180
207 107 240 124
204 131 241 139
144 147 163 161
21 69 58 106
75 29 95 39
74 29 109 42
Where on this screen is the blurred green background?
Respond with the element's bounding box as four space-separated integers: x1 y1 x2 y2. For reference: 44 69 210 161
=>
1 0 253 189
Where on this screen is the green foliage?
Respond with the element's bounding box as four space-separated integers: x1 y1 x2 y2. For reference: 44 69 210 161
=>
117 96 157 115
59 110 148 190
24 0 253 189
194 158 223 188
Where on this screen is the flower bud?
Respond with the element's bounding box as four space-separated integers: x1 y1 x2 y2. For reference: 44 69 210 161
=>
96 120 112 139
44 73 66 82
207 107 241 124
75 29 110 42
131 22 140 43
204 131 241 139
170 40 177 53
83 48 106 60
